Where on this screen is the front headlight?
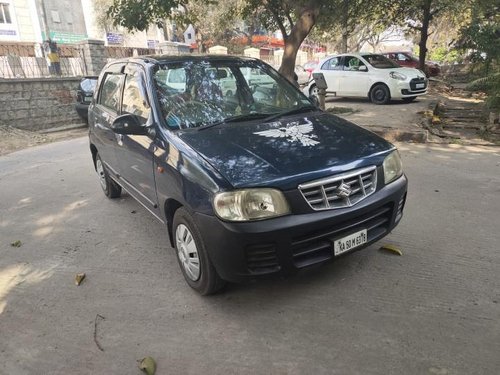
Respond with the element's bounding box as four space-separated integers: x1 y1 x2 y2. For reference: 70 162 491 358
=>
213 188 290 221
383 151 403 184
389 71 407 80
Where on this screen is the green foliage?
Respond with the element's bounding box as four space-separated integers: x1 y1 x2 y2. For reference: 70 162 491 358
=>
456 0 499 66
428 46 462 63
466 72 500 110
107 0 188 31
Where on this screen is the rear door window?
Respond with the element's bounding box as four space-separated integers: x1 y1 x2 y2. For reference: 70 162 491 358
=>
321 57 341 70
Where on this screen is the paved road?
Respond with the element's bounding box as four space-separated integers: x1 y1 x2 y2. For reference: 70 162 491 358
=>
1 138 499 374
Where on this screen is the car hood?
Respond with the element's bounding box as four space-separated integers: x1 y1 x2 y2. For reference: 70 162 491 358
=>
178 113 393 189
390 67 426 78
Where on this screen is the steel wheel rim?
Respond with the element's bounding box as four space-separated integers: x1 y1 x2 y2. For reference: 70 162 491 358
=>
311 85 318 97
96 159 107 190
374 88 385 101
175 224 201 281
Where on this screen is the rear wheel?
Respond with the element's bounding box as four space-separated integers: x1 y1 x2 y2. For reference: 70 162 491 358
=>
370 84 390 105
173 207 225 295
95 153 121 198
402 96 417 103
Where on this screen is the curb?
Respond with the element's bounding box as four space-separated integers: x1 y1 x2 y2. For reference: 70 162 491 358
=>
39 122 88 134
362 125 428 143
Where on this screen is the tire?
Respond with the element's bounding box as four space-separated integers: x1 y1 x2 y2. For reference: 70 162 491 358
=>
402 96 417 103
95 153 121 198
309 84 319 99
173 207 225 295
370 84 390 105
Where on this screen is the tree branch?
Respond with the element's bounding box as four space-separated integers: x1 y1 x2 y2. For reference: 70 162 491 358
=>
285 11 294 30
264 2 288 38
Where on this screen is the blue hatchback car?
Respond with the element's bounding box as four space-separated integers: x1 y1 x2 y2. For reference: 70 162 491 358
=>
88 55 407 295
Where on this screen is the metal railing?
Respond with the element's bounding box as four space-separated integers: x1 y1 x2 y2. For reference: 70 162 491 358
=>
0 42 87 78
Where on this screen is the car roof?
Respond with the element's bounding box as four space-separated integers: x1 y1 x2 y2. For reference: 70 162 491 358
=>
318 52 376 64
107 54 260 67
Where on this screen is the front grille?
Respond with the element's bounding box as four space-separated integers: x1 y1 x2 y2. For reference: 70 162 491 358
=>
395 193 406 222
245 243 280 274
291 203 393 268
298 166 377 210
410 77 427 91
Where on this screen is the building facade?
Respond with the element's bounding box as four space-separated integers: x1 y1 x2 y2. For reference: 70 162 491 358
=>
0 0 167 47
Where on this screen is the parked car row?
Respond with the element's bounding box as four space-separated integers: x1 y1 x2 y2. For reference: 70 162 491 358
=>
381 51 440 77
87 55 407 294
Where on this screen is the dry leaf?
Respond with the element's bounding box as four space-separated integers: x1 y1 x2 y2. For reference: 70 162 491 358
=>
10 240 22 247
139 356 156 375
379 244 403 256
75 273 86 286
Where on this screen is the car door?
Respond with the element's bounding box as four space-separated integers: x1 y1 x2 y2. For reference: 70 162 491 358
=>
319 57 342 94
114 63 160 215
338 56 370 97
91 64 126 176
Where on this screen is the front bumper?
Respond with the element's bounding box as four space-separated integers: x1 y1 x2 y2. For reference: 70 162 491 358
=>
194 175 408 282
390 79 428 98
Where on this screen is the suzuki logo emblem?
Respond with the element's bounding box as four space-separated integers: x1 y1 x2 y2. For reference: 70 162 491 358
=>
336 182 352 198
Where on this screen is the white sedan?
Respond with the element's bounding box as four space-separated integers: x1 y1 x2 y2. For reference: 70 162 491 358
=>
304 53 428 104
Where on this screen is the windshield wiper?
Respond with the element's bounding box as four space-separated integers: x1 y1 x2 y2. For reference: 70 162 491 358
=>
262 105 318 123
198 112 271 131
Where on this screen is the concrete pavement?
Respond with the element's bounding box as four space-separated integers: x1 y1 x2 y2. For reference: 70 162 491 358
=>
1 137 499 374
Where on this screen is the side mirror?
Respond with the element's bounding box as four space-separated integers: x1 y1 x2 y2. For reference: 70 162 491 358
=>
358 65 368 72
111 114 147 135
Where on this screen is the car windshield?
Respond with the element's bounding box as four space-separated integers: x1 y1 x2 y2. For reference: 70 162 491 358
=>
362 54 400 69
153 60 313 130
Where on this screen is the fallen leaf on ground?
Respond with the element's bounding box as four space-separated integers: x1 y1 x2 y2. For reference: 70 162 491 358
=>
10 240 22 247
379 244 403 256
139 356 156 375
75 273 86 286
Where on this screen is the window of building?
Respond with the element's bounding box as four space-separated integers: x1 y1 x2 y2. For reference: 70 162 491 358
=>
99 73 124 112
0 3 12 24
51 10 60 23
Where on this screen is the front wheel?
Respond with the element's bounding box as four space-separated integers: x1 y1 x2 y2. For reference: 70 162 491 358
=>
95 153 121 198
309 84 319 100
370 84 390 105
173 207 225 295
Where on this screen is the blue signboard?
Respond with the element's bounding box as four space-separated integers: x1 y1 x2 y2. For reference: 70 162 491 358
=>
106 32 123 45
147 40 158 49
0 29 17 36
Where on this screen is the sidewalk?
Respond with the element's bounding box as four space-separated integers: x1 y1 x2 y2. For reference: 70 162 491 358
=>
324 93 433 143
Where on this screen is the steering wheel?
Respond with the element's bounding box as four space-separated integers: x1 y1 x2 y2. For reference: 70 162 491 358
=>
166 100 222 129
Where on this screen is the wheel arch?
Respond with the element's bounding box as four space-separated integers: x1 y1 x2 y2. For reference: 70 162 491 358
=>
164 198 183 247
90 143 98 169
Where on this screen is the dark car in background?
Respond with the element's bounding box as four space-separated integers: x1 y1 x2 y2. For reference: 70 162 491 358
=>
75 76 97 121
382 51 440 77
88 55 408 295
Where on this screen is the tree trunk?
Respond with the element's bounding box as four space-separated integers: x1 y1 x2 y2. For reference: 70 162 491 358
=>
341 0 349 53
278 2 319 83
418 0 432 72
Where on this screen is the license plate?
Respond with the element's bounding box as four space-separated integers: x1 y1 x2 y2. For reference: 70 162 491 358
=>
84 97 92 103
416 83 425 89
334 229 367 256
